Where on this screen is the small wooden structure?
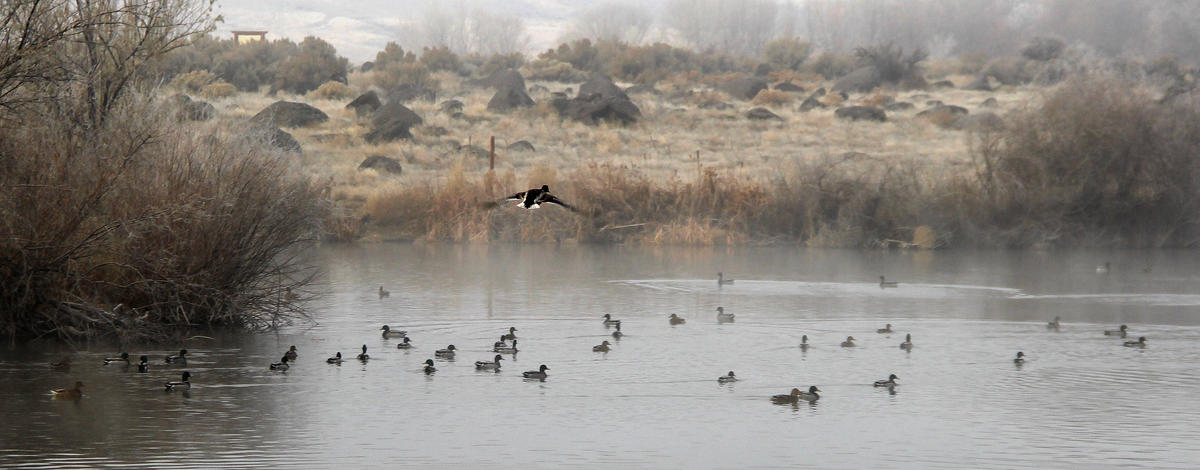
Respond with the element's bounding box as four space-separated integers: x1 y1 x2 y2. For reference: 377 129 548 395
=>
232 30 267 44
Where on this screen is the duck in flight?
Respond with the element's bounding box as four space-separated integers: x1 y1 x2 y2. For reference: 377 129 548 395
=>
489 185 577 212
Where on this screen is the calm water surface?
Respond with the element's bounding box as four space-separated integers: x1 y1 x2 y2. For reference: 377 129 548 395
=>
3 246 1200 468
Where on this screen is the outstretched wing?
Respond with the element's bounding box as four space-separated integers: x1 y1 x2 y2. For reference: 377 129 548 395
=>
481 191 528 209
538 194 578 212
503 191 528 202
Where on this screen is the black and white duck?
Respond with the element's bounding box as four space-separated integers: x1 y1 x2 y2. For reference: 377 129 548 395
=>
490 185 577 211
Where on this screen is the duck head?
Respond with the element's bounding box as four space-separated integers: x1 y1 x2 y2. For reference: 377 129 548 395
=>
178 349 188 356
424 359 435 366
602 314 611 320
336 352 342 359
540 184 550 192
1120 324 1128 331
1016 351 1024 358
448 344 457 351
119 352 129 360
889 374 899 381
361 345 368 353
540 364 550 372
289 346 297 352
808 386 821 393
494 354 504 362
280 356 290 364
790 388 802 396
727 371 736 377
181 371 191 381
601 341 610 346
1138 336 1147 343
846 336 855 342
905 333 912 341
139 355 148 363
509 327 517 333
801 335 808 343
402 337 411 344
380 325 390 331
716 307 725 313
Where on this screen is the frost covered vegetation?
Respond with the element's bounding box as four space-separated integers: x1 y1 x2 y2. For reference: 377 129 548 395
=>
4 1 1200 342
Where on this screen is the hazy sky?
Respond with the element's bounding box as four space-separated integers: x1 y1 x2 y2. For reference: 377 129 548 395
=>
214 0 627 62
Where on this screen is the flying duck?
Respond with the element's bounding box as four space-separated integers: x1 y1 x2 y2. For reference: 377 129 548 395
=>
522 364 550 379
357 345 370 361
879 276 899 288
494 340 518 354
1047 316 1061 330
1013 351 1025 364
800 335 810 350
874 374 899 387
423 359 437 374
502 327 518 341
103 352 130 365
493 185 577 211
137 355 149 373
900 334 913 350
270 356 290 371
841 336 856 347
669 314 686 325
718 371 738 383
602 314 621 327
718 272 734 285
284 346 298 361
51 381 85 399
1104 325 1128 337
165 349 187 364
396 337 414 349
378 286 390 298
165 371 191 391
593 340 612 352
611 323 624 339
716 307 735 322
436 345 457 357
327 352 343 364
475 354 504 370
877 324 893 334
380 325 406 338
1124 336 1147 348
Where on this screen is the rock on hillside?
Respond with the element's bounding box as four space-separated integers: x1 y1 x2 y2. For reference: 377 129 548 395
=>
250 101 328 128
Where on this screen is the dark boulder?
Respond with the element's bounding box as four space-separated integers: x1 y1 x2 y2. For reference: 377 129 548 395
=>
478 68 526 92
754 63 773 76
721 77 769 100
745 107 783 121
359 61 375 73
833 66 882 93
917 104 968 117
834 106 886 122
358 155 403 174
774 82 805 92
812 87 827 97
507 140 536 152
250 101 328 128
925 100 944 108
1021 37 1065 62
438 99 464 115
552 93 640 125
980 97 999 108
345 91 381 117
798 96 826 112
579 73 629 101
884 102 914 111
964 75 993 91
365 102 423 143
487 86 535 113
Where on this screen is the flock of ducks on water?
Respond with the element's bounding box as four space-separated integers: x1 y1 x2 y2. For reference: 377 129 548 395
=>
49 262 1153 402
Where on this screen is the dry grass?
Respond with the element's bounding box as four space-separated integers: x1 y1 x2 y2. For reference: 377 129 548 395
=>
751 89 795 108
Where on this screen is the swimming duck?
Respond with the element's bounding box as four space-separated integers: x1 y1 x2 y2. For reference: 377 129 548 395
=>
423 359 436 374
1104 325 1128 337
50 357 72 371
717 371 738 383
1096 262 1111 274
1123 336 1147 348
800 335 810 350
137 355 149 373
611 323 624 339
502 327 518 341
494 341 518 354
900 334 913 350
396 337 414 349
270 356 290 371
435 345 457 357
1013 351 1025 364
165 349 187 364
874 374 899 387
165 372 191 391
1047 316 1061 330
378 286 390 298
493 335 509 349
772 386 821 404
51 381 84 399
796 386 821 401
877 324 893 334
669 314 686 325
103 352 130 365
841 336 856 347
716 307 735 322
494 185 577 211
475 354 504 370
718 272 734 285
602 314 621 327
357 345 370 361
284 346 298 361
522 364 550 379
380 325 406 338
879 275 899 288
327 352 343 364
593 340 612 352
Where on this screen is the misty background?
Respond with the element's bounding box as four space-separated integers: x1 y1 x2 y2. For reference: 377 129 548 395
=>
216 0 1200 64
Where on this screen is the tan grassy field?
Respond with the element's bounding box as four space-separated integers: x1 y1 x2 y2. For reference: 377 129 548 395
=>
194 71 1046 245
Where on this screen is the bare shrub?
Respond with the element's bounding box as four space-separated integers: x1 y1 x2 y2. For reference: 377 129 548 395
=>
200 81 236 99
307 80 352 100
171 70 217 92
854 43 928 84
522 58 587 82
419 45 462 74
274 36 349 94
763 38 810 71
751 89 794 108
